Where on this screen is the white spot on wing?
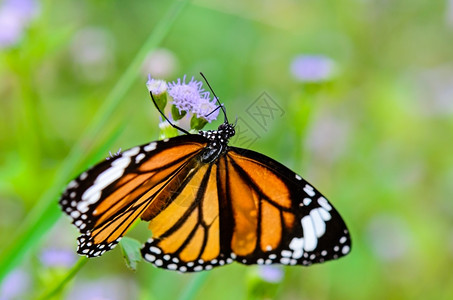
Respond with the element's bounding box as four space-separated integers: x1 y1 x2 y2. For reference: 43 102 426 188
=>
303 198 312 206
310 209 326 238
144 142 157 152
70 211 80 219
342 245 350 254
135 153 146 164
301 215 317 251
303 184 315 197
318 197 332 211
289 237 304 259
281 250 292 257
280 257 291 264
122 147 140 157
318 207 331 221
295 174 302 180
81 156 131 205
150 246 161 254
67 180 78 189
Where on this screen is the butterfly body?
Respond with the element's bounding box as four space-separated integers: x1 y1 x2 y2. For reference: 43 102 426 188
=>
60 120 351 272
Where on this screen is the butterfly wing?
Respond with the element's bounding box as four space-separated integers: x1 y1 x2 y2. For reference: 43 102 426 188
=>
141 145 351 272
223 147 351 266
59 135 208 257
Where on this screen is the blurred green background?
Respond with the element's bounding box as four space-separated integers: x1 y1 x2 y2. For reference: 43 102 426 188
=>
1 0 453 299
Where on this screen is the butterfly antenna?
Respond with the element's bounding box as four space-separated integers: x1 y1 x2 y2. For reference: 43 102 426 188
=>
200 72 229 124
150 91 190 135
205 104 224 118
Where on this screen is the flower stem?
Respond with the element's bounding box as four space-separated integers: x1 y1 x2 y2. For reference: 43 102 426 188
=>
36 257 88 300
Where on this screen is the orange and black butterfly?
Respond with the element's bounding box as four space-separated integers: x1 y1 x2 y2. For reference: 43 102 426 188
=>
59 78 351 272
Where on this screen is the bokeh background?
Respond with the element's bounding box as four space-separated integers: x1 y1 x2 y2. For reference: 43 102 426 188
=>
1 0 453 299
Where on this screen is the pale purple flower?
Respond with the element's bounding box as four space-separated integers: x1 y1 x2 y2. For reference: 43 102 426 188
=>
168 75 207 114
66 277 138 300
414 66 453 116
146 74 167 96
0 0 39 48
142 48 179 78
0 268 31 300
290 55 336 82
366 214 412 262
39 248 77 268
191 95 220 122
305 109 350 164
257 265 284 283
70 27 115 82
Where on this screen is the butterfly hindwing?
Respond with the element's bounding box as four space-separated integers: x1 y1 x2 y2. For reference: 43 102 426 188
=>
141 158 234 272
59 135 208 257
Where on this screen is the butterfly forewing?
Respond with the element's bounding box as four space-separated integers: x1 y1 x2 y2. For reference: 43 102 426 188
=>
225 147 351 266
59 135 208 257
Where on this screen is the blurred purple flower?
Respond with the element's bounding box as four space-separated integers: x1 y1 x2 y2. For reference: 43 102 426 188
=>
168 75 219 122
415 66 453 116
142 48 179 79
290 55 336 82
70 27 116 82
257 265 284 283
0 269 31 300
305 109 350 164
366 214 412 262
0 0 39 48
39 248 77 268
66 277 138 300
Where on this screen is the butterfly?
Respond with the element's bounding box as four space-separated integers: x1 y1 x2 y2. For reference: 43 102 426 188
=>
59 79 351 272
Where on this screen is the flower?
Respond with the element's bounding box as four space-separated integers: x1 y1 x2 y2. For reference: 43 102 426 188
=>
142 48 179 78
0 0 40 48
290 54 336 82
167 75 221 123
0 268 31 300
39 248 77 268
257 265 284 283
65 277 138 300
365 214 412 262
70 27 116 82
168 75 206 113
146 75 167 96
191 95 220 123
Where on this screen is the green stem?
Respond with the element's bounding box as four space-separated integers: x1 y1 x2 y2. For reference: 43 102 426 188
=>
177 272 209 300
0 0 191 283
36 257 88 300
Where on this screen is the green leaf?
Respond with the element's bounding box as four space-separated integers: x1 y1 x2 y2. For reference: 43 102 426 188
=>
171 104 187 121
152 92 168 112
120 237 143 271
190 115 208 131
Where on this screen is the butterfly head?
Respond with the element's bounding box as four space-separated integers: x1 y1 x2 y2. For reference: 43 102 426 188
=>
198 122 235 163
